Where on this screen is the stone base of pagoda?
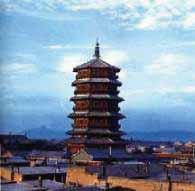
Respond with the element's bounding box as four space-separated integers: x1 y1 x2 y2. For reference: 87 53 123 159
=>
65 138 130 162
67 145 131 162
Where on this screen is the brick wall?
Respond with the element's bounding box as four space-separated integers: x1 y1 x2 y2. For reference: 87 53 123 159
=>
66 166 195 191
0 167 12 181
108 176 195 191
0 167 22 182
66 166 100 186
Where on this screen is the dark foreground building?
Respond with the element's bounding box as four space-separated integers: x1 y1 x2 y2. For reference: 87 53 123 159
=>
65 42 129 162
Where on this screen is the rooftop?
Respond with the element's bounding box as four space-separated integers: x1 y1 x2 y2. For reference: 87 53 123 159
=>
28 150 65 158
67 129 125 136
12 166 67 175
86 148 131 160
1 179 65 191
70 94 124 101
1 180 104 191
65 137 128 145
69 111 125 118
6 156 28 163
73 42 120 72
72 78 121 86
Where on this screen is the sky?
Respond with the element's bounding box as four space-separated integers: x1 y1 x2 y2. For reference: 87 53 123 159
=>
0 0 195 134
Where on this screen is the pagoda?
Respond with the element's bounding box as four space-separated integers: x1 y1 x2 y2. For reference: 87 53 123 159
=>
65 42 129 162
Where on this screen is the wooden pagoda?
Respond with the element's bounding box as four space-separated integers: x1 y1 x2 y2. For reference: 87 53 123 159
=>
65 42 129 162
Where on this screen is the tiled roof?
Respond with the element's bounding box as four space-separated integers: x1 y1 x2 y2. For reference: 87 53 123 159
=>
68 111 125 119
67 129 125 136
70 94 124 101
7 156 28 163
65 137 127 145
72 78 121 86
28 150 65 158
1 180 65 191
86 147 130 160
13 166 66 175
73 58 120 72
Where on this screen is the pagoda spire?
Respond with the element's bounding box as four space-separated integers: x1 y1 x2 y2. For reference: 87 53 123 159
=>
94 40 100 59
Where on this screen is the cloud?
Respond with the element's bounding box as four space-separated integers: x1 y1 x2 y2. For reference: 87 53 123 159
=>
2 0 195 30
159 86 195 95
56 49 128 74
183 12 195 28
56 53 85 74
0 0 86 21
136 16 158 30
122 85 195 97
145 53 190 75
59 0 122 11
166 41 195 48
47 45 64 50
0 53 38 76
102 50 129 81
1 63 37 74
182 86 195 93
103 50 129 66
62 0 195 30
55 49 129 82
45 44 111 50
121 84 195 108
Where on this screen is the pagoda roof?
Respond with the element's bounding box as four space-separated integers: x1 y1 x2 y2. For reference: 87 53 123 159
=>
73 41 120 72
73 58 120 72
65 137 128 145
68 111 125 119
67 128 125 136
72 78 121 86
70 94 124 101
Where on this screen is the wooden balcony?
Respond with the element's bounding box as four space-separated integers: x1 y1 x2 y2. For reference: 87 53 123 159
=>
72 106 120 112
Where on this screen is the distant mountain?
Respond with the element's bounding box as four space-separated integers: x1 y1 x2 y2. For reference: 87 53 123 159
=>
126 130 195 142
26 126 67 140
25 126 195 141
1 108 195 141
122 109 195 133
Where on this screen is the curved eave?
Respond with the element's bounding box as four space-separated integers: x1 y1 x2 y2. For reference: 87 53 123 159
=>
70 94 124 102
68 112 125 119
65 138 128 145
73 58 120 73
72 78 121 86
67 129 126 136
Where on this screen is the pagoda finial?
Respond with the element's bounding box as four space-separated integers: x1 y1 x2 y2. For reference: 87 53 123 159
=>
94 39 100 59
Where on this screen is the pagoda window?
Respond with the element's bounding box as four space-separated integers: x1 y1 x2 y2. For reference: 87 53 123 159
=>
89 118 108 127
76 102 87 110
91 69 97 76
77 69 90 78
77 84 90 93
91 84 109 93
91 100 108 110
90 69 108 78
76 101 88 110
75 118 88 128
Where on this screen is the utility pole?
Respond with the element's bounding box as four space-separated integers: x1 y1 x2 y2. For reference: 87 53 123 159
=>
168 176 172 191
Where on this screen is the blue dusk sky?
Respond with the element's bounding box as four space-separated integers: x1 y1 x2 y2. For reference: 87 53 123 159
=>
0 0 195 134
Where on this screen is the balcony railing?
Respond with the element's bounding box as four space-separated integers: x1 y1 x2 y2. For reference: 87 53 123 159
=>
74 90 119 95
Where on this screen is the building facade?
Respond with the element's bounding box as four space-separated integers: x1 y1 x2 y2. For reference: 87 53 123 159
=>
65 42 129 162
